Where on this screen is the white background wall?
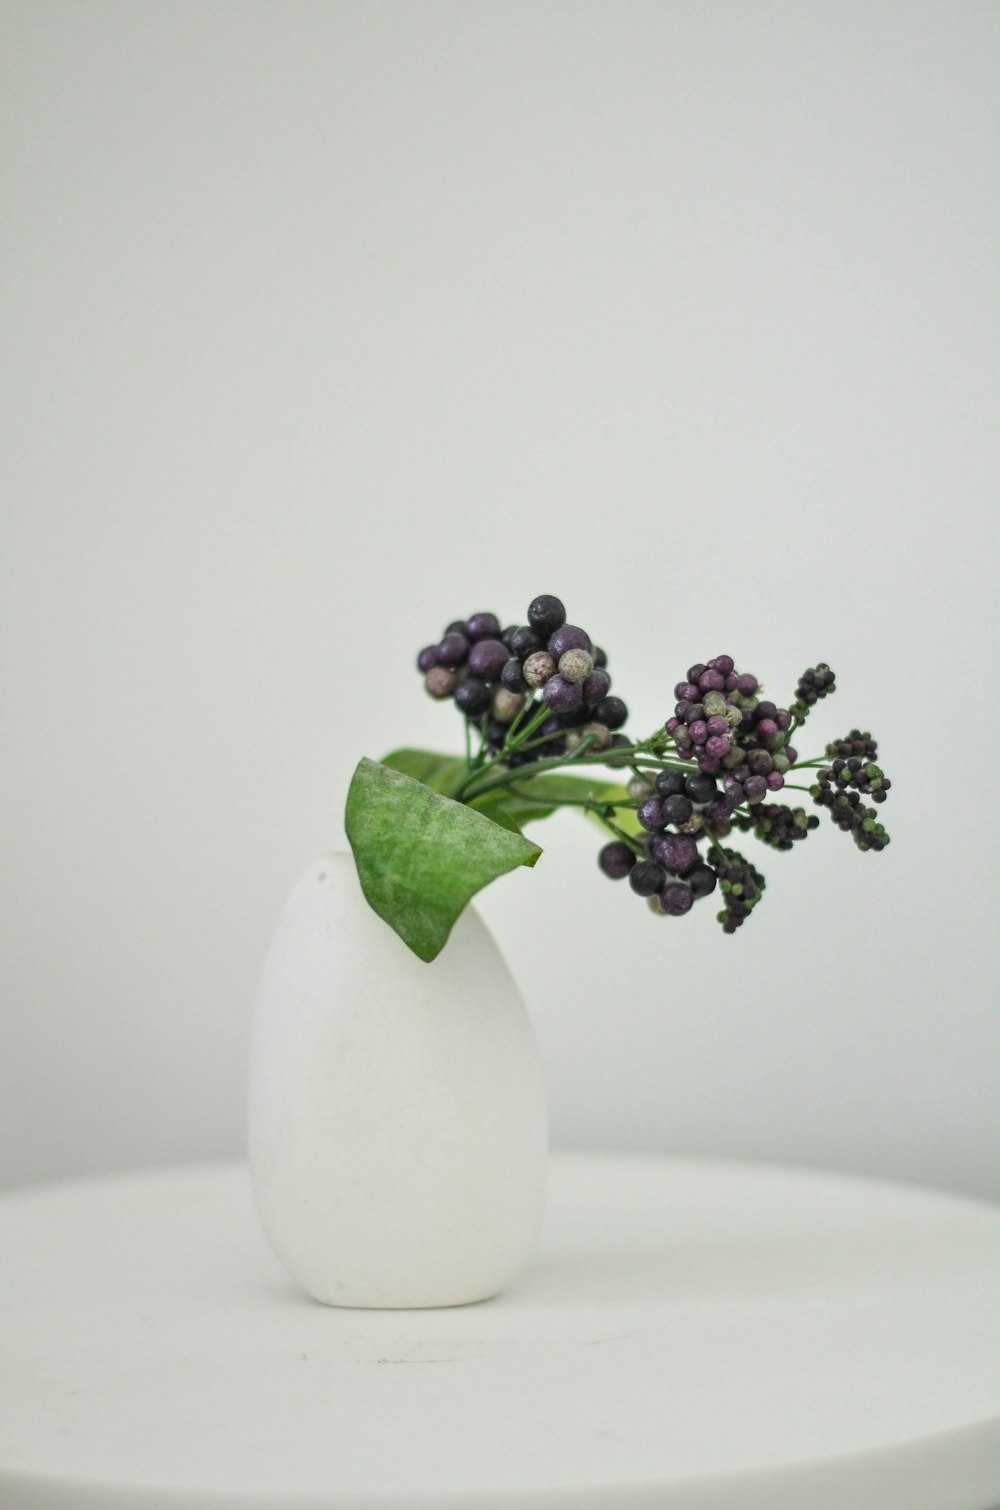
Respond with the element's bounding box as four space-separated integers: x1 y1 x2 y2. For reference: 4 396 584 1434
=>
3 0 998 1198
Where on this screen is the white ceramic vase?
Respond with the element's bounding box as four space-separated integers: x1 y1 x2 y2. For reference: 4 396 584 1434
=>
248 851 548 1308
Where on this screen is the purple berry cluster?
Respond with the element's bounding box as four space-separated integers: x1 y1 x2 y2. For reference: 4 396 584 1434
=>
732 803 820 850
598 765 722 919
665 656 799 832
810 730 892 852
417 611 517 733
417 595 629 761
791 663 836 721
707 846 767 932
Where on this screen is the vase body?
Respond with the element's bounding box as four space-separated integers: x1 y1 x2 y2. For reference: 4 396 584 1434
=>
248 852 548 1308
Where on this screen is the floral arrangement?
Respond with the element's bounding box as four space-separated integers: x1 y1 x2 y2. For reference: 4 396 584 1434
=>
346 595 891 961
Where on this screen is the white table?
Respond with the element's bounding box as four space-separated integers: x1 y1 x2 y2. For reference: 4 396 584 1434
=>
1 1152 999 1509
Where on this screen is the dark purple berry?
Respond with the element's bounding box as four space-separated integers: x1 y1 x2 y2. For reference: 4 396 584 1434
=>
467 638 509 681
454 678 491 716
650 833 698 874
705 794 734 825
556 703 587 727
510 625 542 659
662 793 693 826
687 864 717 899
655 770 686 799
501 658 527 692
437 631 469 667
500 624 520 650
542 675 583 713
629 861 665 896
417 645 438 672
660 882 694 915
637 796 666 831
527 595 566 636
605 733 631 765
465 612 501 641
582 668 611 706
548 624 591 659
595 696 628 730
592 646 608 668
599 842 635 879
684 772 717 804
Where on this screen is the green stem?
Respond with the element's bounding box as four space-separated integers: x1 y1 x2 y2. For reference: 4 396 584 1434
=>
503 695 533 746
506 784 635 810
461 744 694 803
706 830 729 859
461 737 600 801
453 701 547 799
596 812 647 858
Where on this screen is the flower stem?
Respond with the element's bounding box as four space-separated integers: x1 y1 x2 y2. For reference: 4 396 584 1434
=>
596 811 647 858
506 784 636 810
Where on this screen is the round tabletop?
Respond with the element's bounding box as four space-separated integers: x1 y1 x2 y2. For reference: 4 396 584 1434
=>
1 1153 999 1510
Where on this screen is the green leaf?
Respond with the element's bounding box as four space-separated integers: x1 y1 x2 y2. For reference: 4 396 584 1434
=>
467 787 557 832
380 747 467 796
513 772 628 808
468 771 640 837
345 757 542 962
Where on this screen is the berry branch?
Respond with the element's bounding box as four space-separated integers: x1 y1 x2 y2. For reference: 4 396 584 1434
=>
412 596 892 934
